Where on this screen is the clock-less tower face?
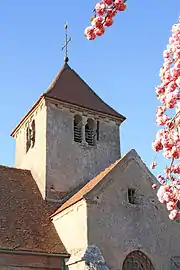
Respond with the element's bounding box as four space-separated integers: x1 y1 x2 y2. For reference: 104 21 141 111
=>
122 251 154 270
11 63 125 201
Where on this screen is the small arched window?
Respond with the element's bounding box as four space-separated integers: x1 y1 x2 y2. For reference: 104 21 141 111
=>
31 120 35 148
85 118 96 146
74 115 82 143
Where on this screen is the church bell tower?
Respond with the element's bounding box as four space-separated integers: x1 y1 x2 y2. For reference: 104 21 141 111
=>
11 26 125 201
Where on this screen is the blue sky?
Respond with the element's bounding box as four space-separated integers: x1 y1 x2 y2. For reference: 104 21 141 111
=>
0 0 179 176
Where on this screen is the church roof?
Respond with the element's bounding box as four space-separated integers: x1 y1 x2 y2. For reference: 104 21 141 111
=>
51 157 121 217
44 63 125 120
11 63 125 137
0 165 68 255
51 149 156 217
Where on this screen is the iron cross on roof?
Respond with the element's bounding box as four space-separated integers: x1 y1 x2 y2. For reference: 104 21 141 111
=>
62 23 71 63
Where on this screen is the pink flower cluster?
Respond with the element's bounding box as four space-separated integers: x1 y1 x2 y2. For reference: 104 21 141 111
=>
84 0 127 40
151 18 180 220
157 185 180 220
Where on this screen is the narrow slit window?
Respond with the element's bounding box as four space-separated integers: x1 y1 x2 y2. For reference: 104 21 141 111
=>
74 115 82 143
128 188 136 204
96 120 99 141
31 120 35 148
26 126 31 153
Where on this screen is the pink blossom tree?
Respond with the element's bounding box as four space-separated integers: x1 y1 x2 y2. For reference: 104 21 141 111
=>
85 3 180 220
84 0 127 40
151 18 180 220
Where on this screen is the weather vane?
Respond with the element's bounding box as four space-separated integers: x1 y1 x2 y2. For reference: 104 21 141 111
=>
62 23 71 63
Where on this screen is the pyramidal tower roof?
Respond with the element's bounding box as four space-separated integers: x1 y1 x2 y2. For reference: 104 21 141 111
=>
44 63 125 120
11 63 125 136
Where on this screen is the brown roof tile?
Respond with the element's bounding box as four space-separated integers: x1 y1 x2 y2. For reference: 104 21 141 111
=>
11 63 125 137
51 158 121 217
0 165 68 255
44 64 125 120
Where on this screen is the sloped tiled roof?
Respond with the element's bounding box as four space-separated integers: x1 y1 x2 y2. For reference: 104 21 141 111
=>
44 63 125 120
0 165 68 255
51 158 121 217
51 149 157 218
11 63 125 137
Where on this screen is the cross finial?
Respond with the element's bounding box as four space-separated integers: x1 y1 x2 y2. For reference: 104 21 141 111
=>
62 23 71 63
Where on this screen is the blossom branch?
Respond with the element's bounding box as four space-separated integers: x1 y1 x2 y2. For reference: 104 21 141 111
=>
84 0 127 40
151 17 180 220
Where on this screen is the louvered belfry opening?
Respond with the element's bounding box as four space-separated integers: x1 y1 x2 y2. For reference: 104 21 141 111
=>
74 115 82 143
85 118 96 146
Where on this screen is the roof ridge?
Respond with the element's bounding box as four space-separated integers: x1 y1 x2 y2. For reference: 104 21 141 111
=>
45 63 71 92
69 68 124 118
51 157 122 217
43 64 126 120
51 150 139 217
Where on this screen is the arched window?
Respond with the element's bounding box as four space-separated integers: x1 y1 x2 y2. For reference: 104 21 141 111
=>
122 250 154 270
31 120 35 148
26 120 35 152
74 115 82 143
85 118 96 146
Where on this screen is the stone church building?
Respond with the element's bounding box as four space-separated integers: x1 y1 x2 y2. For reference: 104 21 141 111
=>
0 62 180 270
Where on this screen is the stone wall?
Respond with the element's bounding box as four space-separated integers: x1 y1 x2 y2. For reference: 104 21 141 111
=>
13 97 121 201
86 152 180 270
46 100 121 200
14 98 47 199
52 200 88 270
